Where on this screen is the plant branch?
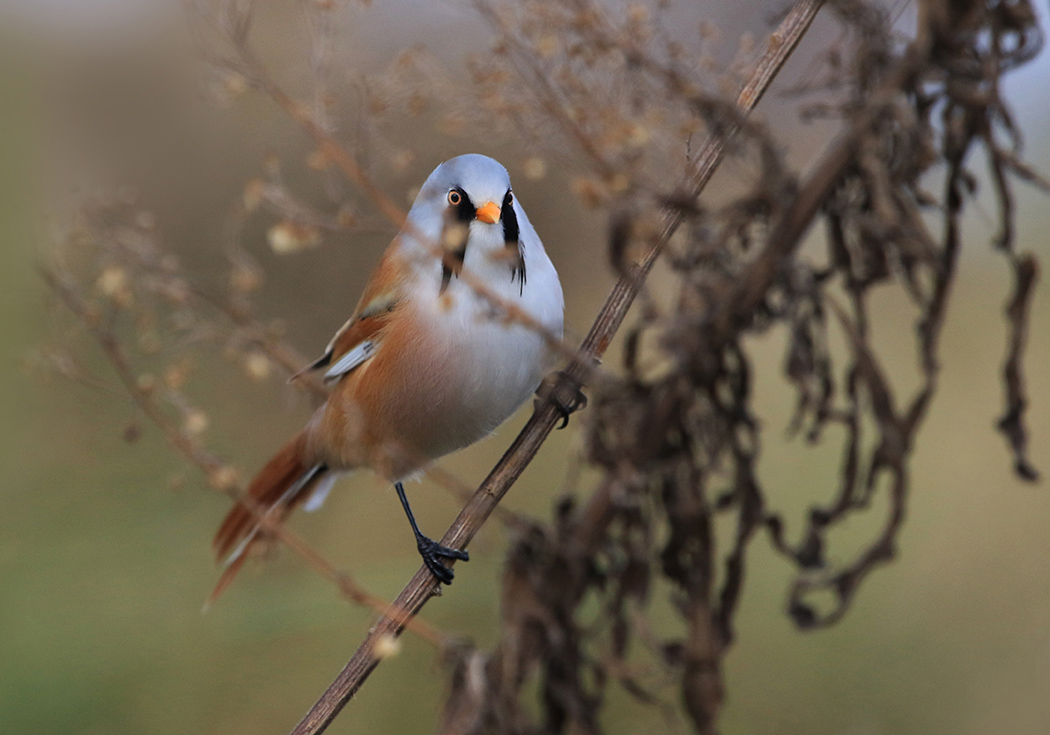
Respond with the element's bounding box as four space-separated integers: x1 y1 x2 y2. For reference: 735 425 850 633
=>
286 2 825 733
231 39 585 369
40 264 447 647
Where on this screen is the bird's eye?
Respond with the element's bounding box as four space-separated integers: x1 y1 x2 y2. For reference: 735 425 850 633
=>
448 190 462 206
506 192 514 205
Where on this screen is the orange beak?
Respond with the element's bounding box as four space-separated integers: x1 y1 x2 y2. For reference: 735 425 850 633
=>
475 201 501 225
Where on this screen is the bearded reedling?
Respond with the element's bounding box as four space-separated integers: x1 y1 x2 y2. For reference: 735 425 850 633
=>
211 154 569 598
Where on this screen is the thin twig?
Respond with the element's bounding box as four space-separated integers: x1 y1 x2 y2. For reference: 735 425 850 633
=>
286 2 825 733
189 284 329 400
233 40 586 370
40 265 447 647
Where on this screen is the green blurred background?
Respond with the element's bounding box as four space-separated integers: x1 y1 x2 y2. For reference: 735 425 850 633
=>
1 1 1049 734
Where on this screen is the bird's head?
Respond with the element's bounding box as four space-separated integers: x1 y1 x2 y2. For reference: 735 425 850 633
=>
406 154 523 293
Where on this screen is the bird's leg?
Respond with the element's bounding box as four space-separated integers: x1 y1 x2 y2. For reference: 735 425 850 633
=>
537 370 588 429
395 481 469 585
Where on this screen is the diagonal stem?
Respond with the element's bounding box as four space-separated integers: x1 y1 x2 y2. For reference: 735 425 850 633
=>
40 266 447 647
286 1 825 733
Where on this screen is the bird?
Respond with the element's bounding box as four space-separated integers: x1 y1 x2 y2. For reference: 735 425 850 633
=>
210 154 565 600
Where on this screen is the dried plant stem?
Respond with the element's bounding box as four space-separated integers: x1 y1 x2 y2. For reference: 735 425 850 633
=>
40 266 447 647
190 285 328 400
233 41 581 367
287 2 825 733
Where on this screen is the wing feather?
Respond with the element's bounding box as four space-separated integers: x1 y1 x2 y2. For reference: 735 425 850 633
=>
293 250 405 384
323 339 376 380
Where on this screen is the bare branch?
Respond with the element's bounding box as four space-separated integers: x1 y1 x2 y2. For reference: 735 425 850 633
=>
39 264 448 647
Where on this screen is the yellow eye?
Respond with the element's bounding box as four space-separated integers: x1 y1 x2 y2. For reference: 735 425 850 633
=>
448 190 462 206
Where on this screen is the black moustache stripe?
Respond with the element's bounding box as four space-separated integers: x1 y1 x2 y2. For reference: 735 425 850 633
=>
453 186 474 223
440 187 527 295
502 189 526 294
501 189 519 245
440 238 466 294
439 187 473 294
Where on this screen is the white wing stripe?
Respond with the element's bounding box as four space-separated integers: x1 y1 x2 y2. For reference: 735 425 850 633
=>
323 340 376 381
303 473 338 512
222 464 324 567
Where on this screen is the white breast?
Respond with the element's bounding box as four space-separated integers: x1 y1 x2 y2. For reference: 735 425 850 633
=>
408 205 564 456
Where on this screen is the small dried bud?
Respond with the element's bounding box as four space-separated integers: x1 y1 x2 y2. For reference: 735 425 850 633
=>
679 119 702 139
136 373 157 394
368 92 388 116
164 361 192 390
224 72 249 97
208 465 240 492
571 177 605 209
230 260 263 293
244 352 272 381
184 409 210 436
408 93 427 117
394 48 420 73
609 173 630 194
627 3 649 24
442 222 469 251
336 207 357 230
626 123 650 148
391 150 414 172
372 633 402 659
97 266 132 307
243 178 267 212
536 33 558 58
522 156 547 181
159 278 191 306
268 221 322 254
437 113 466 137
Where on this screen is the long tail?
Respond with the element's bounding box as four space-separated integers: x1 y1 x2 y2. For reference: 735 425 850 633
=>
206 431 326 608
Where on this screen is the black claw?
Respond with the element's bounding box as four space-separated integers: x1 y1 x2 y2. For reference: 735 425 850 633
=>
547 371 587 429
417 536 468 584
395 481 469 585
556 408 571 430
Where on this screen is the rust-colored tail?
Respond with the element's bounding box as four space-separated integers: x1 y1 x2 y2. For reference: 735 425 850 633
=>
207 432 323 607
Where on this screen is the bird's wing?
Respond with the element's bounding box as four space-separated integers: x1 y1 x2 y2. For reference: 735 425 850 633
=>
293 251 405 383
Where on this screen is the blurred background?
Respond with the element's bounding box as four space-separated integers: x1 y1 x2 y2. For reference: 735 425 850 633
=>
1 1 1049 734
